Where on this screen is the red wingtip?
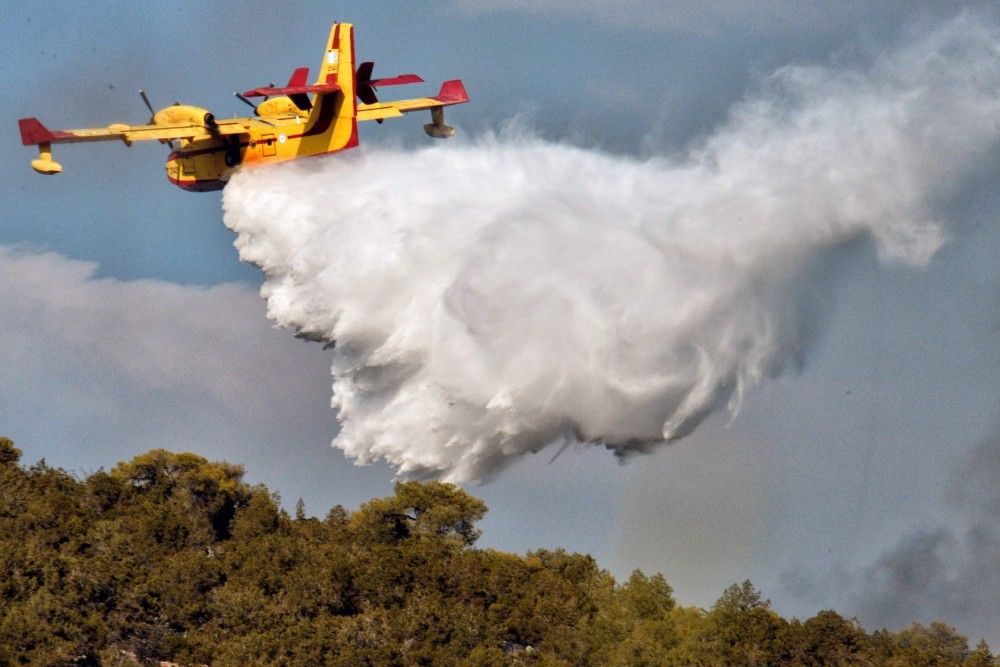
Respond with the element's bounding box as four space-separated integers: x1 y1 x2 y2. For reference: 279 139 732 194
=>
435 80 469 104
18 117 54 146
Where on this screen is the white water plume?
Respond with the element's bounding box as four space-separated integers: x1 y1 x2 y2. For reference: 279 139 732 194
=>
223 15 1000 482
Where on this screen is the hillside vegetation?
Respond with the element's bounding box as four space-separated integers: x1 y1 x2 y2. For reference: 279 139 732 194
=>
0 438 993 666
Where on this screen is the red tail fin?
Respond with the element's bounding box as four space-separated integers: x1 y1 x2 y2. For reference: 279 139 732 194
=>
287 67 309 87
18 117 55 146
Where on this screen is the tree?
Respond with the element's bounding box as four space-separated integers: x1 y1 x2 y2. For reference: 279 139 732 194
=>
790 610 873 665
350 480 487 546
620 570 675 620
892 622 970 666
0 443 995 665
110 449 251 540
0 437 21 465
713 580 770 614
707 580 788 666
966 640 996 667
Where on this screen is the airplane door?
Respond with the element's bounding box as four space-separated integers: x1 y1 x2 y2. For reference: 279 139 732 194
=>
261 134 277 157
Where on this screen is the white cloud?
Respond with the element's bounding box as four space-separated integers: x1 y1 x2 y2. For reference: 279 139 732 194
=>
0 246 392 510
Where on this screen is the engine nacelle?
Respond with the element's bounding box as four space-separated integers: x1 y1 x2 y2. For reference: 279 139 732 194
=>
152 105 216 129
256 96 308 118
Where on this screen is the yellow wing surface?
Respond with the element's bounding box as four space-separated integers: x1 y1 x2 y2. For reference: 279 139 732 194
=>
17 115 280 146
18 112 289 174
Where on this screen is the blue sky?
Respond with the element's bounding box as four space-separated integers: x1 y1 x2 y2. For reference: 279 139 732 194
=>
2 0 999 643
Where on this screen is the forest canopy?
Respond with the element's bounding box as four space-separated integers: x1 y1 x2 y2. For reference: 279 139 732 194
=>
0 437 994 666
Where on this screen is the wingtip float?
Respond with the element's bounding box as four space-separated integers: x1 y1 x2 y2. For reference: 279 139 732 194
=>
17 22 469 192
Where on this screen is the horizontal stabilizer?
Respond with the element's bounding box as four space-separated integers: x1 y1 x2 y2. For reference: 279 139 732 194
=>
243 73 341 98
369 74 424 87
242 82 340 97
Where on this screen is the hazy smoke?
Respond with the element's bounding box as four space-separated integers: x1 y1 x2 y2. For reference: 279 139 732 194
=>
855 424 1000 643
223 15 1000 482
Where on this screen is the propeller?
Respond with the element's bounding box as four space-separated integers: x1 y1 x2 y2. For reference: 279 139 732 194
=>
139 89 156 122
356 61 379 106
356 62 384 123
233 91 276 126
234 91 258 112
139 89 177 150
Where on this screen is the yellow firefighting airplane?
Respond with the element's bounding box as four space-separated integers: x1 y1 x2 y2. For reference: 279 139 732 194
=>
17 22 468 192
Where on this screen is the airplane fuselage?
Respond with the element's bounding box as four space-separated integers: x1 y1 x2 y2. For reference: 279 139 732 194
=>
165 81 357 191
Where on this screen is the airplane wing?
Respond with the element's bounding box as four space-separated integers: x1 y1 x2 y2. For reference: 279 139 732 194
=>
18 116 259 147
357 79 469 123
18 115 270 174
